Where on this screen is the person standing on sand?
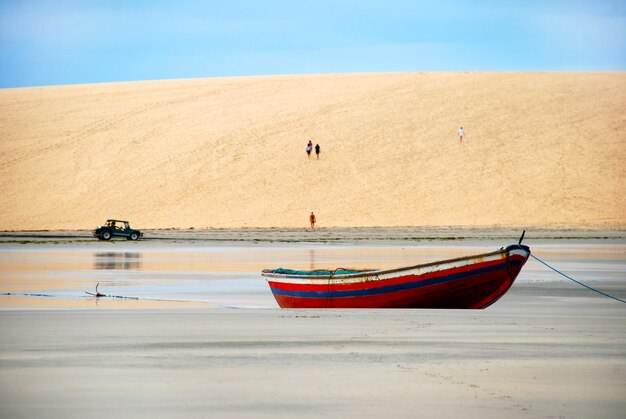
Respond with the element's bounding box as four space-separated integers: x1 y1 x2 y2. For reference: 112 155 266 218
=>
306 140 313 159
457 127 464 142
315 143 320 159
309 211 316 230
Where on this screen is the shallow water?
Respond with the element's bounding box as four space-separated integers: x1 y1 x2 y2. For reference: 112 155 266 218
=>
1 241 624 309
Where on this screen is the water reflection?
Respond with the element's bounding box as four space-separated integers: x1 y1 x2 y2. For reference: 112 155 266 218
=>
94 253 142 270
1 243 624 309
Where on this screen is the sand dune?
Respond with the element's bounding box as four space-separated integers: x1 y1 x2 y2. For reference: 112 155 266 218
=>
1 72 624 230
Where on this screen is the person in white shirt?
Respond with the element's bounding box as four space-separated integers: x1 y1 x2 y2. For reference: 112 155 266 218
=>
457 127 464 142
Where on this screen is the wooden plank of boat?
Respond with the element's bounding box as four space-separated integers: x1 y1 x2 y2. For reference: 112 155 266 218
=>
262 243 531 309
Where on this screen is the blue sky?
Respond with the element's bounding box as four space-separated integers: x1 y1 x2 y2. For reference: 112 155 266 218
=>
1 0 625 87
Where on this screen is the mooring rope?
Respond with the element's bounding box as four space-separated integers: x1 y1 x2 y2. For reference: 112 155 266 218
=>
530 254 626 304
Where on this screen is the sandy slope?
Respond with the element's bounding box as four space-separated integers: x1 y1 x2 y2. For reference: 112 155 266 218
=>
0 72 624 230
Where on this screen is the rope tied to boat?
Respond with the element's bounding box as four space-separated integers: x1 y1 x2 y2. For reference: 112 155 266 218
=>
329 268 340 278
530 254 626 304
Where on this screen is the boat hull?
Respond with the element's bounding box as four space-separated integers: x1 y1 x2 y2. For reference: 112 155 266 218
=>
263 244 530 309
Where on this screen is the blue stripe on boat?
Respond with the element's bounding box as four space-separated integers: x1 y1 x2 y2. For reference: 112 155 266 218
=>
271 260 523 299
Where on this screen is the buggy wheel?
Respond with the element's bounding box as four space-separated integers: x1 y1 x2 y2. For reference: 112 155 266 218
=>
129 232 139 241
100 230 112 240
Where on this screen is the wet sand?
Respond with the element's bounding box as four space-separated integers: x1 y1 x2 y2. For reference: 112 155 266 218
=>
1 293 625 419
2 227 625 244
1 230 625 308
1 233 625 417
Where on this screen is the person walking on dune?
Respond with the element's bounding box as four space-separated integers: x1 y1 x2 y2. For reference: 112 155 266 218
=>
306 140 313 159
315 143 320 159
309 211 316 230
457 127 464 142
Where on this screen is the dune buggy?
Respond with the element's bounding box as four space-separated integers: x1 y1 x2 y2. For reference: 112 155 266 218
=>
93 219 143 241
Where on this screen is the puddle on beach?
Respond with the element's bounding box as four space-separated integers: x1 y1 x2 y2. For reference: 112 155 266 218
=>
1 242 624 309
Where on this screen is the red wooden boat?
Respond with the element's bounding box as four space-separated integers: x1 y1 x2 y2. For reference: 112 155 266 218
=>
262 240 530 309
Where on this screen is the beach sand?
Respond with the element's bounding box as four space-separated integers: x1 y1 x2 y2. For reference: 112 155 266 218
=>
2 70 625 417
1 237 625 418
1 287 625 419
1 72 625 230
